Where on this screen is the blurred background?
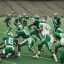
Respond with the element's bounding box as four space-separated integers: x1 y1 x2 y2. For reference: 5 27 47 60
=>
0 0 64 17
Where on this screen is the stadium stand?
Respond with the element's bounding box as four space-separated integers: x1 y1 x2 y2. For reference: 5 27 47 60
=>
0 1 14 16
0 1 64 17
17 1 42 16
44 1 64 16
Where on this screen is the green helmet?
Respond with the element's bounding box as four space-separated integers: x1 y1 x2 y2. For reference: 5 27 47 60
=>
35 15 39 19
57 16 61 20
56 28 62 33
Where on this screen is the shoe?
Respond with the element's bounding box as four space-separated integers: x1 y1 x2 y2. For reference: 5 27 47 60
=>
32 54 39 58
17 53 21 57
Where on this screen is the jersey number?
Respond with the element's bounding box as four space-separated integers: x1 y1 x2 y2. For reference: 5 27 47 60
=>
8 38 13 45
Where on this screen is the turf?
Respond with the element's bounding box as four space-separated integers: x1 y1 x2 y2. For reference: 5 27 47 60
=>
0 17 64 64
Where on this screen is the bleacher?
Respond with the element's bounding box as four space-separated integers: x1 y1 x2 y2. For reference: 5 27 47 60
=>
0 1 64 17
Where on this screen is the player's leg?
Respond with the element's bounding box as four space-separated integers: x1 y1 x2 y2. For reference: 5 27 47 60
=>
46 34 58 62
46 42 58 62
27 38 36 55
35 41 44 58
8 23 12 32
20 39 28 47
60 60 64 64
60 54 64 64
6 23 12 33
55 42 62 54
17 44 21 57
4 46 16 58
60 55 64 64
19 39 28 56
0 45 6 58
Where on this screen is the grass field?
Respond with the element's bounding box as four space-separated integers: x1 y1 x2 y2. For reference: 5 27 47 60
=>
0 17 64 64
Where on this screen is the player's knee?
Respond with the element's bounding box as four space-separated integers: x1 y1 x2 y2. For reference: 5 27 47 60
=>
28 47 31 51
38 43 41 47
55 46 58 49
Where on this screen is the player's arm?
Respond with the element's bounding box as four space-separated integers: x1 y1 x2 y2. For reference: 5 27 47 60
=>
34 26 43 32
0 41 5 49
14 39 19 46
0 45 6 49
0 41 5 45
28 23 34 27
14 35 20 38
14 39 21 52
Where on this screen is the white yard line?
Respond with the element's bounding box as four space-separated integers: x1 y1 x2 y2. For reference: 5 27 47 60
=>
0 59 17 64
0 53 53 64
21 54 52 61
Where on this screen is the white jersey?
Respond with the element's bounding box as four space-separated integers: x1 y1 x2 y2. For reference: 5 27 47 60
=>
39 23 51 36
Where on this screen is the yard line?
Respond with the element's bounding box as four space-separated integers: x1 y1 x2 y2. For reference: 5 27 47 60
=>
0 59 17 64
21 54 52 61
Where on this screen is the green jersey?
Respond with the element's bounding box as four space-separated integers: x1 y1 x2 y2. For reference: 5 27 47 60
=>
56 16 61 25
5 16 11 23
33 19 40 28
52 16 61 25
15 17 19 23
16 30 30 38
21 15 29 21
54 32 64 40
52 16 57 21
3 35 18 46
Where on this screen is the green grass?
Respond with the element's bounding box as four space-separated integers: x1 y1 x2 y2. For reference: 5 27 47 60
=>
0 17 64 64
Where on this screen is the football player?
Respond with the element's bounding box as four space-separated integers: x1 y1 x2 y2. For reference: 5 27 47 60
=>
4 14 12 33
33 21 58 62
14 25 36 57
0 33 20 58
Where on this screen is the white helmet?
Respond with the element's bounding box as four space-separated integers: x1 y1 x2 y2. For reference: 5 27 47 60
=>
19 15 21 17
8 32 14 37
54 13 57 15
23 13 26 15
41 18 46 23
8 14 11 16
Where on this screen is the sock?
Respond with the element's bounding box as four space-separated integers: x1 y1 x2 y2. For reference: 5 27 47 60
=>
52 54 58 62
38 51 40 55
18 52 20 55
